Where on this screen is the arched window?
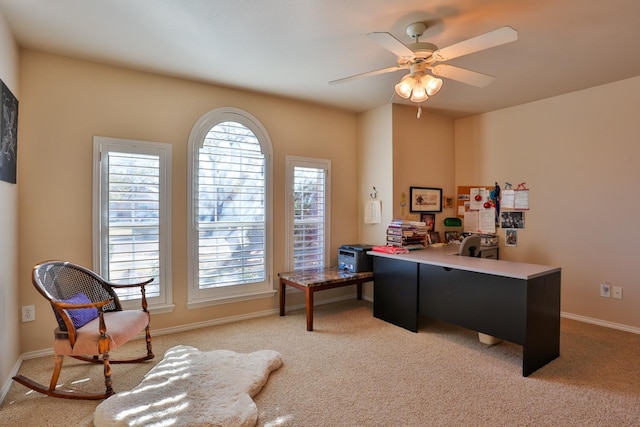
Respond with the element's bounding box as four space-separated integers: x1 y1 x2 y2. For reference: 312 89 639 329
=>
187 108 274 306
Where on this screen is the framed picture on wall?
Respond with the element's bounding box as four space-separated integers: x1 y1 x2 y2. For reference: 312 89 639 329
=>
500 211 524 229
420 213 435 231
0 79 18 184
410 187 442 212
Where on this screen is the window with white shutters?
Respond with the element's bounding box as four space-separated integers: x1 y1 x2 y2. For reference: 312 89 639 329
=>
285 156 331 271
93 137 173 311
187 108 274 307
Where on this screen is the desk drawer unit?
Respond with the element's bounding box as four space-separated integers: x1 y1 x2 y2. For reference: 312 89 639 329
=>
418 264 526 344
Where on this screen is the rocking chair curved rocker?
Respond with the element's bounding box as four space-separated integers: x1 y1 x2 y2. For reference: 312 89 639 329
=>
13 261 154 400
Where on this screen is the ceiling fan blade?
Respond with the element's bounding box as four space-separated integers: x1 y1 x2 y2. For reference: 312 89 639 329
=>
431 64 494 87
367 32 415 58
329 65 407 85
432 26 518 62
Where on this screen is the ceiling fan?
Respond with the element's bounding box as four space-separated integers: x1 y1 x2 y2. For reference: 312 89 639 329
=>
330 22 518 103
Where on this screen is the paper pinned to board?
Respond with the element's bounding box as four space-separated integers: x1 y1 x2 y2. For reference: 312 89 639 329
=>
364 200 381 224
464 207 496 234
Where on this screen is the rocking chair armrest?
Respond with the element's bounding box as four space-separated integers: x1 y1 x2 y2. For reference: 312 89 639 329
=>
52 298 113 311
107 278 154 290
52 301 111 349
108 278 153 312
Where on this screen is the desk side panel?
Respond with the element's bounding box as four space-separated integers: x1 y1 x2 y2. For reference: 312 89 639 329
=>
523 271 561 376
373 257 419 332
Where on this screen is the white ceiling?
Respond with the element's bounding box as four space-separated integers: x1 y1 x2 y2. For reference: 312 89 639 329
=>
1 0 639 118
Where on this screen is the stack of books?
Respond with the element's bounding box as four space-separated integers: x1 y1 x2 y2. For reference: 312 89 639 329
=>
386 219 427 250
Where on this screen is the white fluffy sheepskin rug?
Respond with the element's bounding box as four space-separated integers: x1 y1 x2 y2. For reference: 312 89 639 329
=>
94 345 283 427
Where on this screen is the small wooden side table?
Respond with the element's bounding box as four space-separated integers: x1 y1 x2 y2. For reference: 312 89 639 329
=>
278 266 374 331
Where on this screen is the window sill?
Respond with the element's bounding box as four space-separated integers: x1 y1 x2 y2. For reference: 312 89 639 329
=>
121 302 175 314
187 289 277 310
148 303 176 315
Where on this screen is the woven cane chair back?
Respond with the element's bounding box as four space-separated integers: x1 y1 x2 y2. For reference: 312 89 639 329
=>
33 261 121 313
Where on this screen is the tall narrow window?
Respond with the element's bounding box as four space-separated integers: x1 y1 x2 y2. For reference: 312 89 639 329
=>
285 156 331 271
188 108 273 307
93 137 172 311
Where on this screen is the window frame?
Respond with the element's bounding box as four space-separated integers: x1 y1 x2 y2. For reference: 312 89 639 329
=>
285 156 331 271
92 136 173 313
187 108 274 308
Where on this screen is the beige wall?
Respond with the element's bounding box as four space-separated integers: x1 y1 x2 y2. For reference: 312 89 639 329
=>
455 76 640 329
0 9 19 396
392 104 456 228
356 103 393 299
17 50 360 353
355 104 456 298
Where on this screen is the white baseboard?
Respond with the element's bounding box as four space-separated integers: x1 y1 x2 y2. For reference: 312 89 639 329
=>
561 311 640 335
1 354 24 404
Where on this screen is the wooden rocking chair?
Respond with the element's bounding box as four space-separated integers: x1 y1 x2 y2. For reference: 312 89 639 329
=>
13 261 154 400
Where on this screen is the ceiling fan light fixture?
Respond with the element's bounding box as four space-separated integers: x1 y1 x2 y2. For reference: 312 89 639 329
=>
425 75 443 96
394 71 441 103
410 84 428 103
394 74 414 99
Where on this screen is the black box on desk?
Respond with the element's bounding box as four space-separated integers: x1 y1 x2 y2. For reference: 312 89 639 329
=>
338 244 374 273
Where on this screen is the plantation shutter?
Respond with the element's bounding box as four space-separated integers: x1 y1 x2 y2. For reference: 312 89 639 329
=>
292 166 326 270
106 151 160 299
196 121 266 289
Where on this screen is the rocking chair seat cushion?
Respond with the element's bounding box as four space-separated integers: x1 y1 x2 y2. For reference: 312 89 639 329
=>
59 292 99 329
53 310 150 356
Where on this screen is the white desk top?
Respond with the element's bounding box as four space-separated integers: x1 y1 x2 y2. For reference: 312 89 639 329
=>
368 245 560 280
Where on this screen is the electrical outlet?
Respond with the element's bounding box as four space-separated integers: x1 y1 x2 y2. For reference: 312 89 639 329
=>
600 282 611 298
22 305 36 322
612 286 623 300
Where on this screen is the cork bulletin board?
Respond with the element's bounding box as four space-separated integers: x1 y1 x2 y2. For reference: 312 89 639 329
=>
456 185 493 218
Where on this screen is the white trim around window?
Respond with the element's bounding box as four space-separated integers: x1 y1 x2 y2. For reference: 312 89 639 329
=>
285 156 331 271
92 136 174 313
187 108 275 308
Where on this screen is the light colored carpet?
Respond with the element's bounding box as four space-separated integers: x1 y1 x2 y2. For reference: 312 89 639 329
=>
3 300 640 426
93 345 282 427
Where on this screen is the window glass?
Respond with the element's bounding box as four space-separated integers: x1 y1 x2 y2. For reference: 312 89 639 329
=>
286 156 331 271
196 121 266 288
93 137 172 309
187 108 273 306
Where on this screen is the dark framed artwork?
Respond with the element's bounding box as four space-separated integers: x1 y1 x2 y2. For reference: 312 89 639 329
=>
410 187 442 212
500 211 524 229
427 231 441 244
0 80 18 184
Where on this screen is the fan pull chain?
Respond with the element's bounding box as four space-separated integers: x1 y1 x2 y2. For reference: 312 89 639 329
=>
417 105 422 119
